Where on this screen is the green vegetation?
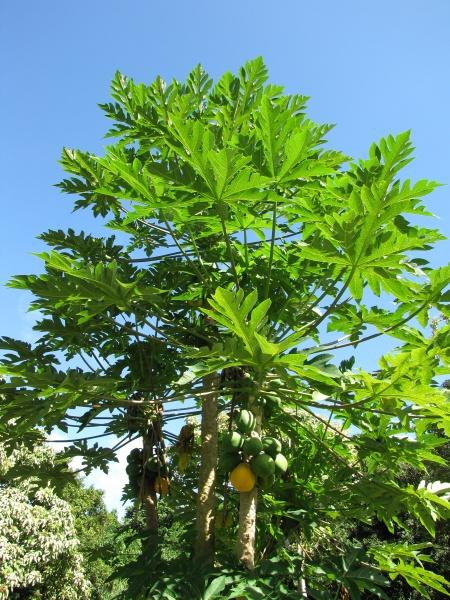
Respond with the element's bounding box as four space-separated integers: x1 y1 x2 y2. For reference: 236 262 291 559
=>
0 58 449 598
60 480 124 599
0 442 91 599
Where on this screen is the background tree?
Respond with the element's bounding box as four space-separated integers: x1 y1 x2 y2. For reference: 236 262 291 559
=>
0 441 91 600
0 58 449 598
61 479 125 599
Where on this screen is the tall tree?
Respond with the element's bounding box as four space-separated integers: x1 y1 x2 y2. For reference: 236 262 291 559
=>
1 58 449 597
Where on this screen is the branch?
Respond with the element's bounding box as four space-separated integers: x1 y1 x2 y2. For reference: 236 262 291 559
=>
78 352 96 373
263 201 278 299
46 431 116 443
219 213 240 289
309 297 432 355
126 232 300 264
162 217 207 284
88 350 109 373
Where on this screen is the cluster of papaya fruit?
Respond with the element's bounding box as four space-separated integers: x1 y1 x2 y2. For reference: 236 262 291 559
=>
146 452 170 495
126 448 170 497
220 409 288 493
176 423 195 473
126 448 144 495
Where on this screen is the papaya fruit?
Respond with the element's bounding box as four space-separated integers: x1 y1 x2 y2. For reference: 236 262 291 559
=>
262 437 282 458
223 431 244 451
229 463 256 492
146 456 161 472
259 474 276 489
242 436 263 456
274 453 288 474
250 453 275 478
219 451 241 473
178 452 190 473
264 396 281 418
127 448 142 464
236 409 256 433
126 463 141 476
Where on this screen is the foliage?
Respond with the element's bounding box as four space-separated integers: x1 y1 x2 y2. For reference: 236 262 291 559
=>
1 57 450 598
61 480 125 599
0 443 91 599
351 415 450 599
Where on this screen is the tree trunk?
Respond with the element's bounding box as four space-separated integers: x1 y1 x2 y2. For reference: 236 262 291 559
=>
237 402 262 569
297 542 307 597
194 373 218 564
237 486 258 569
142 432 158 532
143 477 158 531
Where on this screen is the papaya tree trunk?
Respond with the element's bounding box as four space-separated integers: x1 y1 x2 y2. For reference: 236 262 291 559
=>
294 539 307 596
143 476 158 531
194 373 218 563
237 402 262 569
237 486 258 569
142 431 158 532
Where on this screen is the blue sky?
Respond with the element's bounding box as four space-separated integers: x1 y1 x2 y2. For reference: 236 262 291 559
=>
1 0 449 341
2 0 450 327
1 0 450 512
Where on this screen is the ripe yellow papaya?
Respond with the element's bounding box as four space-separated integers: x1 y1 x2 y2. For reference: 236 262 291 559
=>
229 463 256 492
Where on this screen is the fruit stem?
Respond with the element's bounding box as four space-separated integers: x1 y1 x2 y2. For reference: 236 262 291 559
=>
142 433 158 532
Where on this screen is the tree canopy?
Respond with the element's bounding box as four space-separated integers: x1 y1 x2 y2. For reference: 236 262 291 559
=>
0 57 449 598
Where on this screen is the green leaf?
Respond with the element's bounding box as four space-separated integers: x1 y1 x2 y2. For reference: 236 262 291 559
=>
202 575 228 600
201 288 274 359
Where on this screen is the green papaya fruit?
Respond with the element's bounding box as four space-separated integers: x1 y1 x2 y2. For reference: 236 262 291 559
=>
259 474 276 489
146 456 161 472
219 451 241 473
127 448 142 464
262 437 282 458
274 453 288 474
250 453 275 478
223 431 244 451
263 397 281 418
242 436 263 456
126 463 141 476
236 409 256 433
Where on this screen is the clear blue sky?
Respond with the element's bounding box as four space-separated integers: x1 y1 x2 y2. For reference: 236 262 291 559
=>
1 0 449 343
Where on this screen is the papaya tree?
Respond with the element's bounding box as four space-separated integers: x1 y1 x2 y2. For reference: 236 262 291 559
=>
1 58 450 597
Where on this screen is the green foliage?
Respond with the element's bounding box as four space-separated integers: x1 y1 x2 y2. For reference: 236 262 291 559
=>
0 443 91 599
370 543 450 598
1 57 450 598
61 480 124 600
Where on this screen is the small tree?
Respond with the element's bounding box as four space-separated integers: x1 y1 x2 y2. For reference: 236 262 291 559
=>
1 58 449 597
